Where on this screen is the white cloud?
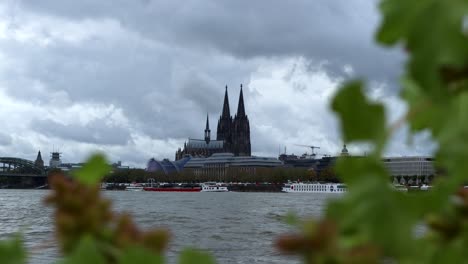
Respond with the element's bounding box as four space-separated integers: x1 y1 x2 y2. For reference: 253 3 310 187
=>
248 57 343 157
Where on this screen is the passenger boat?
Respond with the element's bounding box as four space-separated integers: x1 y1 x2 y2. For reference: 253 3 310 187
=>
125 183 144 191
282 182 347 193
201 182 229 192
143 183 201 192
392 184 408 192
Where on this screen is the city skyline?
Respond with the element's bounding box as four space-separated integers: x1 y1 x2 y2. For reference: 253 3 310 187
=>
0 1 434 167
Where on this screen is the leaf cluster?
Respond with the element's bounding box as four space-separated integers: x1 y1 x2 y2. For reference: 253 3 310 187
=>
275 0 468 263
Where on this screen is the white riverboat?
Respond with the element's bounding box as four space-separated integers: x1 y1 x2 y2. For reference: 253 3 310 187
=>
125 183 144 191
282 182 347 193
201 182 229 192
392 184 408 192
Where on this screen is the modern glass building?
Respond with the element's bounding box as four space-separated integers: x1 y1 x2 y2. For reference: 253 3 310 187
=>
146 156 191 175
183 153 282 180
383 156 435 184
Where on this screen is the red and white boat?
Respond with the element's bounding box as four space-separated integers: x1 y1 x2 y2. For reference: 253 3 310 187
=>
201 182 229 192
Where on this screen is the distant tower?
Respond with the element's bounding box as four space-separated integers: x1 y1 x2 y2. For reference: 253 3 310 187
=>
50 151 62 168
204 114 211 144
232 84 251 156
34 150 44 168
341 144 349 156
217 85 233 150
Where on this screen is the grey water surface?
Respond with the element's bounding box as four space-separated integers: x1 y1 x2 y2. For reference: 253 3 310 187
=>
0 190 340 263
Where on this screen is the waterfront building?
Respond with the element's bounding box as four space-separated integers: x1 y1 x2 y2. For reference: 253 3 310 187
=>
184 153 282 181
279 144 349 169
111 161 130 170
279 153 319 168
146 156 191 175
175 85 251 160
56 163 83 171
49 152 62 168
146 153 281 179
383 156 435 185
276 152 436 184
313 156 338 174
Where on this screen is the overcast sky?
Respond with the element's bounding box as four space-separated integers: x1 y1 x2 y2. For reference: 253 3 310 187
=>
0 0 434 167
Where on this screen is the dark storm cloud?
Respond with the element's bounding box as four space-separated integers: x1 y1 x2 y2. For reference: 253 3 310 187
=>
0 0 418 165
17 0 403 88
174 68 224 113
32 119 132 145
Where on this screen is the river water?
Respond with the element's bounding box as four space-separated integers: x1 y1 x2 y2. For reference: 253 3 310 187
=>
0 190 340 263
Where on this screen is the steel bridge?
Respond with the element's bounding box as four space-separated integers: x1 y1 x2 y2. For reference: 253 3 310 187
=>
0 157 46 177
0 157 48 188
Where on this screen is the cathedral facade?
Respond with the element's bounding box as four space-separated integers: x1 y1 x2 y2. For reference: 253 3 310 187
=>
175 85 251 160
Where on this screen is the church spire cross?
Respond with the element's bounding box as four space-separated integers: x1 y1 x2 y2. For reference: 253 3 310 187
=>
221 85 231 118
236 84 246 117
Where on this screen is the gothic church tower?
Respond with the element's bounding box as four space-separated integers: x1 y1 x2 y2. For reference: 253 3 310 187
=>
176 84 251 160
232 85 251 156
217 86 233 151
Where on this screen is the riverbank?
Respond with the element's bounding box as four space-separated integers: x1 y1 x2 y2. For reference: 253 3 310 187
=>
227 183 283 192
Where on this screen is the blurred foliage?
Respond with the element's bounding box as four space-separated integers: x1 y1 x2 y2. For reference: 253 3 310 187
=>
275 0 468 263
71 154 110 186
2 0 468 263
43 154 176 263
0 236 26 264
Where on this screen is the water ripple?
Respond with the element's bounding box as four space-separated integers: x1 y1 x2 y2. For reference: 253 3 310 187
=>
0 190 332 263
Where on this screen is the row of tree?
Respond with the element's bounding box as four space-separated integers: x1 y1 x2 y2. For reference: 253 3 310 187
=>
100 166 339 183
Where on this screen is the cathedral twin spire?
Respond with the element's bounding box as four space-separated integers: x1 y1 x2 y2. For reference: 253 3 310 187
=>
220 84 246 119
176 84 251 160
221 85 231 119
236 84 246 117
215 84 251 156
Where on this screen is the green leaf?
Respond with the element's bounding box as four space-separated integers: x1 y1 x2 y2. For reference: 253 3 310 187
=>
329 156 429 258
331 81 386 145
376 0 428 45
379 0 468 101
178 248 216 264
0 235 27 264
334 156 387 187
59 236 105 264
406 0 468 93
400 78 439 132
432 93 468 185
119 246 164 264
72 153 110 186
429 238 465 264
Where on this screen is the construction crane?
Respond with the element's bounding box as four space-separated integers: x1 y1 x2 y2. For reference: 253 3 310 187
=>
294 144 320 156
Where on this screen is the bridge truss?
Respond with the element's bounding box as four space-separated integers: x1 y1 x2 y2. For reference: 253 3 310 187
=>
0 157 46 177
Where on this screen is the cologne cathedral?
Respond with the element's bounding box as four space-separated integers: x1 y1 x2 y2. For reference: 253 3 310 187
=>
175 85 251 160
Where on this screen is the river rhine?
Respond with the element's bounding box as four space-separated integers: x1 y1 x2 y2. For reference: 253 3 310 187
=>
0 190 341 263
